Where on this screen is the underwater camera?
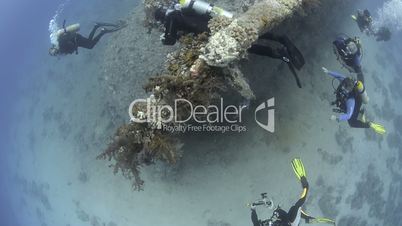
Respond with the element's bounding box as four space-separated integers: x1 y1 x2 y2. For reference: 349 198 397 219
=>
252 193 274 209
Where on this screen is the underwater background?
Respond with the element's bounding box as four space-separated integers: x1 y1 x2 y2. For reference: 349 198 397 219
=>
1 0 402 226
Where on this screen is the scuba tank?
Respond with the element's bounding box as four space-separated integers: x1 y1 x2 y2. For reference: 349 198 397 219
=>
56 23 80 38
179 0 233 18
333 34 363 73
356 80 369 104
333 80 350 113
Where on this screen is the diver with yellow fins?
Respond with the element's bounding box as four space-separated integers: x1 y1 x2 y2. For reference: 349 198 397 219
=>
49 20 127 56
322 67 386 135
249 158 336 226
154 0 305 88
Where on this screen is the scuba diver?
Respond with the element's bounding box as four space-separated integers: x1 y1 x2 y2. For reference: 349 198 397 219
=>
322 67 386 135
250 158 336 226
352 9 374 35
154 0 233 45
332 34 364 82
49 20 127 56
352 9 391 42
154 0 305 88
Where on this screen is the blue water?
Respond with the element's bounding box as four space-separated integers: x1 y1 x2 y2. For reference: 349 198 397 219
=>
1 0 402 226
0 1 135 225
0 1 62 225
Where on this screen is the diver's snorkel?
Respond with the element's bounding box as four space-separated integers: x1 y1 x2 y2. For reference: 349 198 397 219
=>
179 0 233 18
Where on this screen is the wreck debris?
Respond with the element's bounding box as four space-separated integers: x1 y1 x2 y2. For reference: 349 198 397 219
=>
200 0 303 67
99 0 326 190
98 32 226 190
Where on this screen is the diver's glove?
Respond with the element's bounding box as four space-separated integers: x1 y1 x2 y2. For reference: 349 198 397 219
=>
250 204 256 211
160 33 166 42
330 115 340 122
322 67 329 74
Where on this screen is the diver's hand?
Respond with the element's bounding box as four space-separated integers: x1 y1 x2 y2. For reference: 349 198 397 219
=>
160 33 166 42
322 67 329 74
330 115 338 122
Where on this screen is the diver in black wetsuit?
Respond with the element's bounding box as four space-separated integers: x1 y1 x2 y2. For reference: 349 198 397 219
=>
154 4 211 45
49 21 127 56
251 177 313 226
352 9 391 42
250 159 337 226
154 1 305 88
353 9 374 35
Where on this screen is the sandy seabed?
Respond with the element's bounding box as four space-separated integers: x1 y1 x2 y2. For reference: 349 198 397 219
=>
5 0 402 225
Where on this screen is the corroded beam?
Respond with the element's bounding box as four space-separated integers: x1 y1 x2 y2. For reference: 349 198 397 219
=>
200 0 303 67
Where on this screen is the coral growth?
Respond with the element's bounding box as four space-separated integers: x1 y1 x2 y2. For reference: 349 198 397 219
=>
99 33 227 190
97 120 181 190
200 19 258 67
143 0 174 27
200 0 304 67
99 0 321 190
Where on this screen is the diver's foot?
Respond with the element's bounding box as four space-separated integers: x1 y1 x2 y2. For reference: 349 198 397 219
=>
283 41 305 70
94 23 101 29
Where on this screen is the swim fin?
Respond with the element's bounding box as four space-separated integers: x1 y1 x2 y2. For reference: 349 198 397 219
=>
369 122 386 135
291 158 306 180
287 62 302 88
309 217 336 225
97 20 127 32
284 41 305 70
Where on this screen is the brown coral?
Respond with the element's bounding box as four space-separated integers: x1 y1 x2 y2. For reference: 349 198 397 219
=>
143 0 175 28
99 33 227 190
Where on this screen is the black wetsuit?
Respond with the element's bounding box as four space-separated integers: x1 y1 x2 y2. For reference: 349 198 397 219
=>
58 25 107 54
162 8 210 45
247 32 304 69
348 94 370 129
251 178 313 226
162 9 302 65
337 87 370 128
160 8 305 87
356 11 373 34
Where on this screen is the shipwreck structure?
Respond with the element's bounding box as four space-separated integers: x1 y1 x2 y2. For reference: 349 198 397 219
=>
98 0 327 190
